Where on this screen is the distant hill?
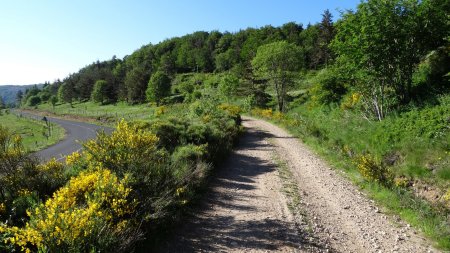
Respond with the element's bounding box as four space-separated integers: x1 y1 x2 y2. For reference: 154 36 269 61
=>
0 84 43 106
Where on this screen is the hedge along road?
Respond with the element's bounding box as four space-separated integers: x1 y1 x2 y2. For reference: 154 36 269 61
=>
17 111 112 162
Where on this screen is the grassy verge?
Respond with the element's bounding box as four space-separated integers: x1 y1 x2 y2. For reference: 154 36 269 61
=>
250 103 450 250
26 101 155 124
0 110 65 152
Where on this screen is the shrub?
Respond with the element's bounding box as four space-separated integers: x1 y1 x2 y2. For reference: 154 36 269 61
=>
309 67 347 106
154 105 166 117
171 144 208 180
0 126 67 224
218 104 242 124
171 144 207 164
341 92 361 110
373 101 450 145
251 108 273 118
1 103 243 251
82 120 178 230
26 96 41 107
1 168 140 252
147 118 188 152
83 120 166 178
393 177 410 188
355 154 393 187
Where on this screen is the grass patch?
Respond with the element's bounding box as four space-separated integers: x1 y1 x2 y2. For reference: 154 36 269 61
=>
29 101 155 124
366 183 450 249
0 110 65 152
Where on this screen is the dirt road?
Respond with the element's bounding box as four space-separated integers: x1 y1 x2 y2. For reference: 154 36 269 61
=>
163 117 438 252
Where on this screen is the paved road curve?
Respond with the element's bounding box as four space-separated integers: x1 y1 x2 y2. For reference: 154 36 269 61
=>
18 112 111 162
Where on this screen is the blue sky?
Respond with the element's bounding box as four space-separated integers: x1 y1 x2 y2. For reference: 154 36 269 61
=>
0 0 360 85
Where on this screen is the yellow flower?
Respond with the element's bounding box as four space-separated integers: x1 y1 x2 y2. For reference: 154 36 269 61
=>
83 120 160 172
1 168 136 251
66 151 81 165
176 187 185 196
0 202 6 214
18 189 32 197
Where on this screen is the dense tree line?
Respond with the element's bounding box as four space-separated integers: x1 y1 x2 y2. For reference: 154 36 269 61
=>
22 0 449 121
24 16 332 105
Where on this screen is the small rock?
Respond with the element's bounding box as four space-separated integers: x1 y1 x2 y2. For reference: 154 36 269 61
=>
343 205 350 209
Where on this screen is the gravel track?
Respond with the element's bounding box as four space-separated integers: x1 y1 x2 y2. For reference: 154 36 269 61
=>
162 117 438 253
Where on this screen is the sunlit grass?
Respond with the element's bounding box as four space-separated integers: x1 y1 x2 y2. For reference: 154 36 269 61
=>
0 111 65 152
32 101 156 123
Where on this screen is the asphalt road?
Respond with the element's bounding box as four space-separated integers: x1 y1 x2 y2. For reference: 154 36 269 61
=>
17 112 112 162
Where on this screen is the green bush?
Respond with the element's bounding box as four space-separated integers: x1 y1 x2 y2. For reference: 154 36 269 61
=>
26 95 41 106
171 144 207 180
310 67 347 105
374 103 449 143
147 118 188 152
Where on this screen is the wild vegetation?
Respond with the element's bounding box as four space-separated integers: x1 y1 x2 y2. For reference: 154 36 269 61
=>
1 102 241 252
0 110 64 152
1 0 449 251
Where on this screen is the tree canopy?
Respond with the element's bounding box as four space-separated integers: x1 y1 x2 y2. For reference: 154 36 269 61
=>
91 80 109 104
331 0 449 120
252 41 303 112
146 71 171 106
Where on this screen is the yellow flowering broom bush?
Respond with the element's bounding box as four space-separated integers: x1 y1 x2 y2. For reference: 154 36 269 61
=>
1 168 140 252
83 119 168 178
355 154 393 187
83 119 175 223
218 103 242 124
0 126 67 224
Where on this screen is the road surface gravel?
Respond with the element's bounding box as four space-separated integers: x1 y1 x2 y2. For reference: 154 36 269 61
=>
163 116 438 253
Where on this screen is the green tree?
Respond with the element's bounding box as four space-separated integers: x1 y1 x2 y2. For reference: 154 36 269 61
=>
57 82 74 105
251 41 302 112
16 90 23 106
27 95 41 106
315 9 335 67
0 97 5 109
331 0 448 120
39 91 51 102
159 54 176 76
280 22 303 45
91 80 109 104
125 66 151 104
300 24 320 69
112 63 127 102
218 73 239 102
146 71 171 106
49 95 58 109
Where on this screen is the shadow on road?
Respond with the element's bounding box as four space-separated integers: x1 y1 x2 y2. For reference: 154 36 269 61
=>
158 121 326 252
